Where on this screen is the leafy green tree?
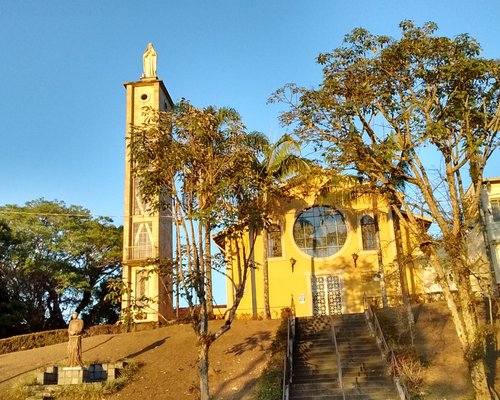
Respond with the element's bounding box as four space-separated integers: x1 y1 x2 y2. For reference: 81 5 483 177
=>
0 221 27 337
272 21 499 398
126 100 267 400
0 199 122 334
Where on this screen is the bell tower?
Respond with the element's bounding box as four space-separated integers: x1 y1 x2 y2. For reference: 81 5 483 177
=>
122 43 174 322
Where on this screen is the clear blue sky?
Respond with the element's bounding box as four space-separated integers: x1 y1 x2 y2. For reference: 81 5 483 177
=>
1 1 499 304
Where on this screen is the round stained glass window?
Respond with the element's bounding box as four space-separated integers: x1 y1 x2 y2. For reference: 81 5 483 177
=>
293 206 347 257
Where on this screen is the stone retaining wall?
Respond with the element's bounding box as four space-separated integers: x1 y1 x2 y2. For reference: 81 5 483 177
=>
36 362 125 385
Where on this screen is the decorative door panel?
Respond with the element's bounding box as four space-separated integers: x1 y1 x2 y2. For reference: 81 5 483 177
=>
326 275 342 315
311 275 342 316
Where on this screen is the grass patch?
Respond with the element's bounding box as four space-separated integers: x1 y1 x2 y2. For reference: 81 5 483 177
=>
255 318 288 400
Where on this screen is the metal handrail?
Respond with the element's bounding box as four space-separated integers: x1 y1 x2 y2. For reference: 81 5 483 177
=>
365 305 411 400
282 300 295 400
330 316 346 400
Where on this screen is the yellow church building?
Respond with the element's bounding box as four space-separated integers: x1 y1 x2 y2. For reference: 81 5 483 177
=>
217 176 432 319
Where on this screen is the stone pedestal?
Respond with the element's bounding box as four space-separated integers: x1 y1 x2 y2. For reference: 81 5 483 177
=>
57 366 89 385
36 362 124 387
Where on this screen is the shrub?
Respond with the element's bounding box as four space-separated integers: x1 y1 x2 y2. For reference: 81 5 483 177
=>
391 349 424 395
255 318 288 400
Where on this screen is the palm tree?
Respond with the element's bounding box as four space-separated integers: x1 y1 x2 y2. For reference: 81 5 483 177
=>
256 134 311 319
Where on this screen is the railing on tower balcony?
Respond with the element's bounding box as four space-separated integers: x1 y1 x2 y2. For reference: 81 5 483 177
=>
125 245 157 261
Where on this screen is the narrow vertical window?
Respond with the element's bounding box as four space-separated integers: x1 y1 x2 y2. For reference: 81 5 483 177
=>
135 269 148 319
133 179 146 215
132 221 153 259
135 269 148 301
361 215 377 251
268 224 283 258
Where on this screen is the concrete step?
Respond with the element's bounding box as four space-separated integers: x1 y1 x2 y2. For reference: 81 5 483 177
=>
294 363 335 370
334 344 381 351
296 340 334 348
297 334 331 339
291 381 341 391
290 388 399 400
296 347 337 354
291 314 399 400
294 368 339 376
293 374 339 383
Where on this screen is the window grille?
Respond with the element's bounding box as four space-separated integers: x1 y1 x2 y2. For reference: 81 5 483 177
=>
361 215 377 251
132 221 153 259
293 206 347 258
268 224 283 258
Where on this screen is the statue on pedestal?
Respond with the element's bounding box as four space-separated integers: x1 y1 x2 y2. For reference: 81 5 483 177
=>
67 312 84 367
142 42 157 79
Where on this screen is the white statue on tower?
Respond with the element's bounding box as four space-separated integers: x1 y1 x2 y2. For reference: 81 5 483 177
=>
142 43 157 79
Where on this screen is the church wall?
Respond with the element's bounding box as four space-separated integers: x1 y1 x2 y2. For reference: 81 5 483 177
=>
229 184 421 318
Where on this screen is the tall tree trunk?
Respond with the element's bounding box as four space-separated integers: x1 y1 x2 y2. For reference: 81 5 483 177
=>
429 243 492 399
470 358 492 399
198 309 211 400
204 222 213 317
75 288 93 315
371 190 388 307
47 287 66 329
199 338 210 400
249 227 258 319
391 207 415 343
75 275 98 315
262 227 271 319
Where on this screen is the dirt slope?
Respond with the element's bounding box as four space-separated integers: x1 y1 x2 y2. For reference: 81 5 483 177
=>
0 319 281 400
412 302 475 399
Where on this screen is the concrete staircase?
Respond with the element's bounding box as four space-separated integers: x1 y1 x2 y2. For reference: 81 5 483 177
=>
290 313 400 399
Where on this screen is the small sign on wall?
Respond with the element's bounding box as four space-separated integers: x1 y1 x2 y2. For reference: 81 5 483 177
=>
298 294 306 304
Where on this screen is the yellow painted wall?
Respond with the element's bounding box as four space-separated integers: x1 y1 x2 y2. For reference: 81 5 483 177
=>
226 179 427 318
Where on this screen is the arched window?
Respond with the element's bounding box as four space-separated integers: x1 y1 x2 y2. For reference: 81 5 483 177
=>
293 206 347 257
360 215 376 250
268 224 282 258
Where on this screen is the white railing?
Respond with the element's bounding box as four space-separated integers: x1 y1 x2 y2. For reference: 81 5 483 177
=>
282 316 295 400
126 245 156 260
330 316 345 400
